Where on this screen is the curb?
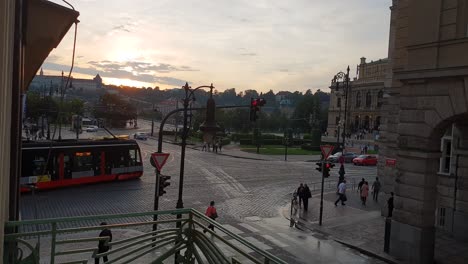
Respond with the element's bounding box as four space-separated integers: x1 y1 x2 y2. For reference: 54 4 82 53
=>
279 204 401 264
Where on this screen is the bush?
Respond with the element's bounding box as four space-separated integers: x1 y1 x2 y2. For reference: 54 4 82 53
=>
220 137 231 146
240 139 253 145
301 143 321 151
303 134 312 140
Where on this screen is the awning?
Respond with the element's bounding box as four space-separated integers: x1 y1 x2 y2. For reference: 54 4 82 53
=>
23 0 79 91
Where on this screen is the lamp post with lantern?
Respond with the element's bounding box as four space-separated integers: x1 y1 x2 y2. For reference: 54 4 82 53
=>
331 66 351 152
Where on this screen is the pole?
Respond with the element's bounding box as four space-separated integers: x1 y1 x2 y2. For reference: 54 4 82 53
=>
284 142 288 161
151 103 154 137
342 66 350 151
176 98 188 211
152 169 160 241
319 161 325 226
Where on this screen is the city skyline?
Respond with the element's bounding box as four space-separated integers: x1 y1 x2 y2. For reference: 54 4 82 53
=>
43 0 390 92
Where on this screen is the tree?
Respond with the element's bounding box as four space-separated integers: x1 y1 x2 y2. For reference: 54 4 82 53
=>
94 94 137 128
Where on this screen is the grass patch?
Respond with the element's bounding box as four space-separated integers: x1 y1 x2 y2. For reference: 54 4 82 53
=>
240 145 321 155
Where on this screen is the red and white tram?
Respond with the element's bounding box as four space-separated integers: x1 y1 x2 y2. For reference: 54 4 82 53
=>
21 139 143 191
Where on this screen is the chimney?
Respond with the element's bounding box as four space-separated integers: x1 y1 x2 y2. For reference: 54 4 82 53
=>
360 57 366 65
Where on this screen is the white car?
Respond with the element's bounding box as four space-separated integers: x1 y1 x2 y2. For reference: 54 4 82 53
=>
134 132 148 140
85 126 99 132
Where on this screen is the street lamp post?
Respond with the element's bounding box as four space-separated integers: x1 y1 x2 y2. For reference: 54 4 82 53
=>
332 66 351 152
332 67 350 187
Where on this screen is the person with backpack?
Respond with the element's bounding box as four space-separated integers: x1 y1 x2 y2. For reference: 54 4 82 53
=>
95 222 112 264
204 201 218 232
297 184 305 208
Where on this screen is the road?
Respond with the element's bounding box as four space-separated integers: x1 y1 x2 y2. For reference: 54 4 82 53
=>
20 125 381 263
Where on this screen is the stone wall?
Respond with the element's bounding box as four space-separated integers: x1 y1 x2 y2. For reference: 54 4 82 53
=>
0 0 14 259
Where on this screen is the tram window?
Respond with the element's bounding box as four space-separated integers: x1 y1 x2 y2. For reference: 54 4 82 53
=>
63 155 72 179
22 151 48 176
129 149 140 166
73 152 94 171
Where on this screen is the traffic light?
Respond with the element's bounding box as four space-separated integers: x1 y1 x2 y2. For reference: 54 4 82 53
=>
158 175 171 196
316 162 322 172
250 98 267 121
324 163 331 177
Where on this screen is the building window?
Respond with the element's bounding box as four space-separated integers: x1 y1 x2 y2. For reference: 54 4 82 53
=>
439 125 453 175
377 90 383 108
366 91 372 107
337 97 341 108
437 207 446 227
356 92 361 108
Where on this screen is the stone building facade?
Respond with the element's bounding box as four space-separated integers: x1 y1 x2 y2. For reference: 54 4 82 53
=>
29 69 103 96
327 57 387 138
379 0 468 263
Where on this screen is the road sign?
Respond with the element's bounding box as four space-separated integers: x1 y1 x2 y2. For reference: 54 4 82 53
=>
150 153 170 171
320 145 335 160
386 158 396 166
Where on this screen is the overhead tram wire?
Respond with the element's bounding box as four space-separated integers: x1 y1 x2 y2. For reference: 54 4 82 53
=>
39 1 78 176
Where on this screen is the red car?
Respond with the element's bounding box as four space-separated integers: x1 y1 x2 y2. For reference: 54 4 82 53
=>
353 155 378 166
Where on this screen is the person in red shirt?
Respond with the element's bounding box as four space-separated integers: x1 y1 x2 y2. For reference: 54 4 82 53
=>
204 201 218 232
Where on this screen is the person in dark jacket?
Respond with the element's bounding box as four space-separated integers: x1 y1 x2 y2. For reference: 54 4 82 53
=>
387 192 394 217
303 184 312 211
95 222 112 264
297 184 305 208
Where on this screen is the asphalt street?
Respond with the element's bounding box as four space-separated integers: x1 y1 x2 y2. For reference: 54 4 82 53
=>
20 124 381 263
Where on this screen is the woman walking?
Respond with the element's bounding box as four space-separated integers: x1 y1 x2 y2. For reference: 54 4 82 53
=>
204 201 218 232
361 181 369 206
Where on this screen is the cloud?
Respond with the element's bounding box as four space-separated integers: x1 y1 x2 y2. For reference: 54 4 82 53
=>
88 60 197 73
42 61 188 86
112 24 131 32
240 53 257 56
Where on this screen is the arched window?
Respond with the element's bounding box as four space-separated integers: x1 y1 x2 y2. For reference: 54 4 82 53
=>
366 91 372 107
377 90 383 107
337 97 341 108
356 92 361 108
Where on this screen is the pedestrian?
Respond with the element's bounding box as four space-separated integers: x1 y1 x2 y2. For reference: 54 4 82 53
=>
95 222 112 264
297 184 305 208
357 178 365 193
202 142 207 151
387 192 394 217
361 181 369 205
212 141 218 153
303 184 312 211
334 180 347 206
218 140 222 152
204 201 218 232
372 177 382 201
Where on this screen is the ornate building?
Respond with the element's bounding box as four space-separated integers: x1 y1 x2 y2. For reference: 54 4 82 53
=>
379 0 468 263
327 57 387 138
29 69 103 96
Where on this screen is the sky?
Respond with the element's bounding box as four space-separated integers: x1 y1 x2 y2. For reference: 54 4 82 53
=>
44 0 391 93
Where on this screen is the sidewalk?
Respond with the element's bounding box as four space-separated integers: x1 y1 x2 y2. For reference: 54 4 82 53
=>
283 190 402 264
190 143 321 162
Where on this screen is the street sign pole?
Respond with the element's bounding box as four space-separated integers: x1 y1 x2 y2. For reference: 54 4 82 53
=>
319 161 325 226
318 145 334 226
153 168 160 232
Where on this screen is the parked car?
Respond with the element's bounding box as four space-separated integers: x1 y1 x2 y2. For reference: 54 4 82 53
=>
353 155 378 166
133 132 148 140
85 125 99 132
327 152 358 163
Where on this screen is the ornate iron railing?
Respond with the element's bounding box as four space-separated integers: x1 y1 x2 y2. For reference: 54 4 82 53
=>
4 208 287 264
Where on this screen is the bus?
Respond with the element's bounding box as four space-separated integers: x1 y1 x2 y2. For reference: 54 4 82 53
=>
21 139 143 191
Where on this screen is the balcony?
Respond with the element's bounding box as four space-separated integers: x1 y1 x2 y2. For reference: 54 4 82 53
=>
4 208 287 264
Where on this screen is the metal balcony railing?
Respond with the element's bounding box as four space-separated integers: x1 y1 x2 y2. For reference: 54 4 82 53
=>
4 208 287 264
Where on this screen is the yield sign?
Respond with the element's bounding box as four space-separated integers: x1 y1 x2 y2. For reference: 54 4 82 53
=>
150 152 170 171
320 145 335 160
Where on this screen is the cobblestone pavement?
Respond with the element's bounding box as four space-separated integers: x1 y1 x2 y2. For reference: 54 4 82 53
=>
20 127 383 263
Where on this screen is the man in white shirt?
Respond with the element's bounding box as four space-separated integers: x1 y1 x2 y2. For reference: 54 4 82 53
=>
335 180 347 206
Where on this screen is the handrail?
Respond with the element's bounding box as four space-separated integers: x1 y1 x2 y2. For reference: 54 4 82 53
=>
4 208 288 264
